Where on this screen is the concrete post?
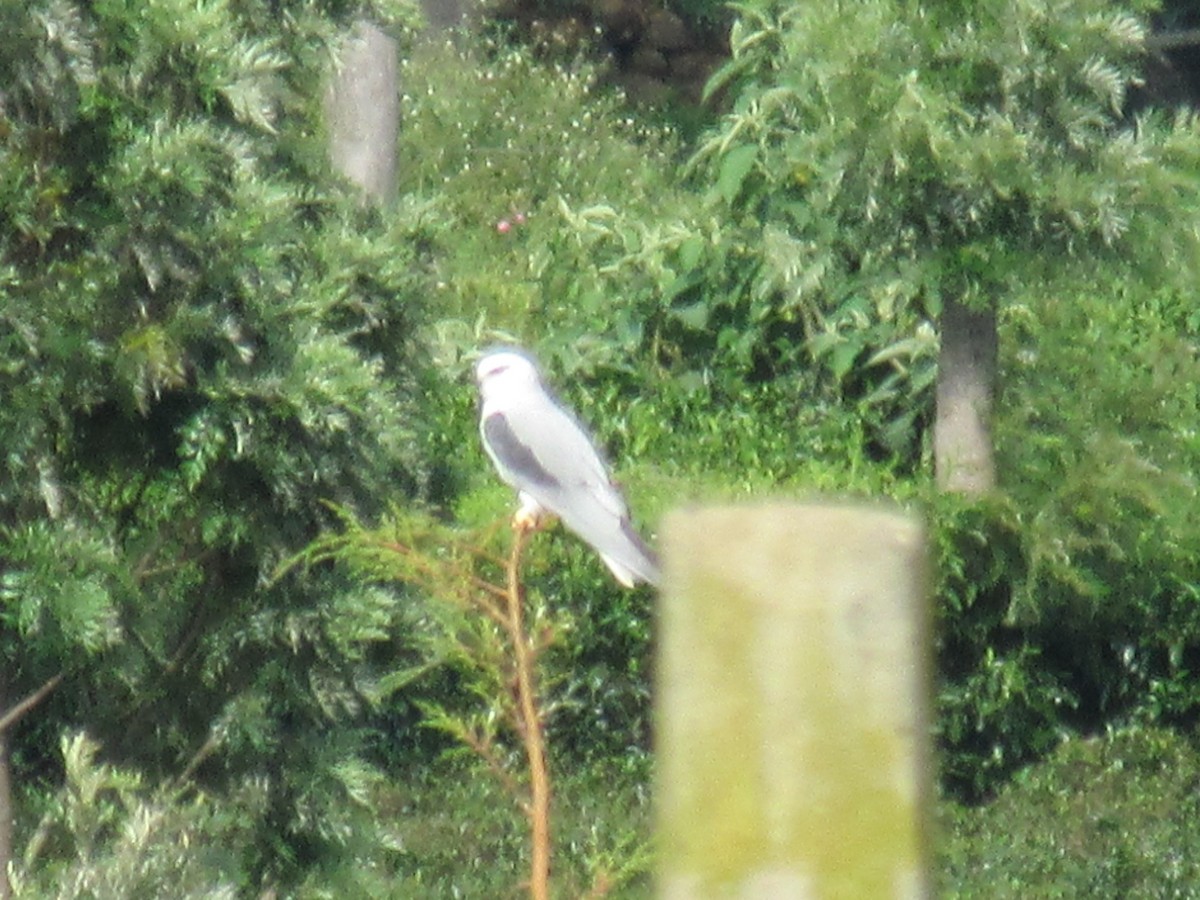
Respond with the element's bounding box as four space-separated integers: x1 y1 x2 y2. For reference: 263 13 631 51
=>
657 502 931 898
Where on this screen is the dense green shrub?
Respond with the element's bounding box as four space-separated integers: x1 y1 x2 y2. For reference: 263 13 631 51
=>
12 733 253 898
394 31 706 366
357 756 652 896
938 727 1200 896
932 266 1200 797
997 271 1200 720
1 0 440 890
685 0 1200 462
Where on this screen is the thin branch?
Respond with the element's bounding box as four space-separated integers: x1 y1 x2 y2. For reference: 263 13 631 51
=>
0 674 64 735
447 517 514 572
1147 28 1200 51
163 611 210 675
172 731 222 791
370 537 512 628
372 538 510 602
503 525 551 900
582 872 614 899
459 725 524 801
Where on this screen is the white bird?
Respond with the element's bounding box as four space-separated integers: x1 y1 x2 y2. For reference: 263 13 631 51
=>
474 347 660 588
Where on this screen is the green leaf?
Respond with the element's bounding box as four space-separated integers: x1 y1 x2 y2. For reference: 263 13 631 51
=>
716 144 759 205
829 338 861 381
670 301 710 329
677 235 705 272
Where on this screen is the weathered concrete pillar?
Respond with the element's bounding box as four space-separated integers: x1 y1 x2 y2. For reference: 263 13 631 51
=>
657 502 931 898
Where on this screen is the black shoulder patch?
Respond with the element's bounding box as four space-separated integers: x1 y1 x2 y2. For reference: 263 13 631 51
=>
484 413 560 488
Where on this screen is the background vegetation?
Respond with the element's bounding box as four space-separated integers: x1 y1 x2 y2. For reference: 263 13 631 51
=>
2 0 1199 895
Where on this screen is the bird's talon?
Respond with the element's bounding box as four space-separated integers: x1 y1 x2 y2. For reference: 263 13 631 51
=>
512 508 540 532
512 509 559 533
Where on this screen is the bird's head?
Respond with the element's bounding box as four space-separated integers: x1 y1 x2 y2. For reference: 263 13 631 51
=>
475 347 542 399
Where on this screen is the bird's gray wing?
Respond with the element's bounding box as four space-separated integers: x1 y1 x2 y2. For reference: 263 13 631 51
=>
483 392 659 584
485 392 627 519
482 412 561 490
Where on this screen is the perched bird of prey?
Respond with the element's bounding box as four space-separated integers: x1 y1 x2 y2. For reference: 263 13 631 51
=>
474 348 660 588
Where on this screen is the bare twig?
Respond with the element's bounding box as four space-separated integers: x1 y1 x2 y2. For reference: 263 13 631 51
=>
1147 28 1200 51
0 674 64 735
458 725 525 801
172 731 222 791
504 525 551 900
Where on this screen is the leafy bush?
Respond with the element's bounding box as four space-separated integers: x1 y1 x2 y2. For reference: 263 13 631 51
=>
392 30 806 402
997 271 1200 724
12 733 251 898
933 266 1200 797
1 0 446 890
382 757 652 897
685 0 1200 460
938 727 1200 896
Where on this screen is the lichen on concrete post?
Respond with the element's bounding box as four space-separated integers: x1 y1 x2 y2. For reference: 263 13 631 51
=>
656 502 931 898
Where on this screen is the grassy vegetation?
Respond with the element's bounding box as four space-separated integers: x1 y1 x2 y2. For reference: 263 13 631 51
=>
372 725 1200 897
938 727 1200 897
385 756 653 897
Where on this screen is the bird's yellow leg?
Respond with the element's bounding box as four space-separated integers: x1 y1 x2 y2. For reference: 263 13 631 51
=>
512 507 540 532
513 494 557 533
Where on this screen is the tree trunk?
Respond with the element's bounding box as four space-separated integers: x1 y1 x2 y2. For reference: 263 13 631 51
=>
934 296 998 494
0 689 12 900
325 21 399 205
419 0 468 31
0 674 63 899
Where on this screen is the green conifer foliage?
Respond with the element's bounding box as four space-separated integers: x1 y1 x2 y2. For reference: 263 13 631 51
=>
1 0 435 890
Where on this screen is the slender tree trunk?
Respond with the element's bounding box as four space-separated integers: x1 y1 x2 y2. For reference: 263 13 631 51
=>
0 673 63 900
935 295 998 494
419 0 467 31
0 686 12 900
325 21 399 205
